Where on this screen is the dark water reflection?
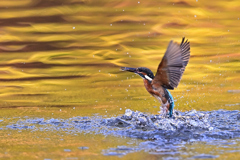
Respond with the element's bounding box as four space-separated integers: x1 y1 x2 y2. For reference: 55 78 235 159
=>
0 0 239 159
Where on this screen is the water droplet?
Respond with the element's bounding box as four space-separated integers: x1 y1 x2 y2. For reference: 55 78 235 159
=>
138 1 140 4
194 15 197 18
73 27 75 29
210 60 212 62
99 70 101 72
110 24 112 26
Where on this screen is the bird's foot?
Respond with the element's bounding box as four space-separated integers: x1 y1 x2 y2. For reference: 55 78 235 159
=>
158 104 169 118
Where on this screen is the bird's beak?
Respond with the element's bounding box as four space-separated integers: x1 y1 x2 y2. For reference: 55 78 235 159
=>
121 67 146 80
121 67 137 73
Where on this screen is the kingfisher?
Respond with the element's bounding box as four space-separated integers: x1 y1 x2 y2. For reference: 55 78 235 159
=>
121 37 190 117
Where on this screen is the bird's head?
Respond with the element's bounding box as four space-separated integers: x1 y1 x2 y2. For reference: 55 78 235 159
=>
121 67 154 82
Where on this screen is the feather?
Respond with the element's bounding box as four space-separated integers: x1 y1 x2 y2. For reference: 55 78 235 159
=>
152 37 190 89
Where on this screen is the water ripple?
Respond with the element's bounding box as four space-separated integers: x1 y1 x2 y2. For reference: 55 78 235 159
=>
4 109 240 141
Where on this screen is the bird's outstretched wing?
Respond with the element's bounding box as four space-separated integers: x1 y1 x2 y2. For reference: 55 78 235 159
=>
152 37 190 89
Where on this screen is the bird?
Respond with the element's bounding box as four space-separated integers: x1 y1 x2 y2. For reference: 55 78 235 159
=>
121 37 190 117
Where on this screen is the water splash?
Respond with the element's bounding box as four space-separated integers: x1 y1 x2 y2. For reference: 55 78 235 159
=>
4 109 240 142
3 109 240 156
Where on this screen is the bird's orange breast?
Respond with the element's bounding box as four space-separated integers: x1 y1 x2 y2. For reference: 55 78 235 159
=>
143 79 154 95
143 79 168 105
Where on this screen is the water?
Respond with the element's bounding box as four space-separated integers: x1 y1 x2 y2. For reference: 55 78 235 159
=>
0 0 240 159
2 109 240 159
5 109 240 141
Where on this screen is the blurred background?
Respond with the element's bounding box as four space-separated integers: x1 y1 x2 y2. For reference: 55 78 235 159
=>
0 0 239 159
0 0 239 116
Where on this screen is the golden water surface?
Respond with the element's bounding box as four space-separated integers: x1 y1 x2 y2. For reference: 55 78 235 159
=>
0 0 239 159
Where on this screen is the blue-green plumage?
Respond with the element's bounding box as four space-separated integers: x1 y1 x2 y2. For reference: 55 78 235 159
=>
165 89 174 117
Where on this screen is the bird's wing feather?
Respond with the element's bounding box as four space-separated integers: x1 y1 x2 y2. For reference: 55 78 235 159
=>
180 37 190 72
152 37 190 89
